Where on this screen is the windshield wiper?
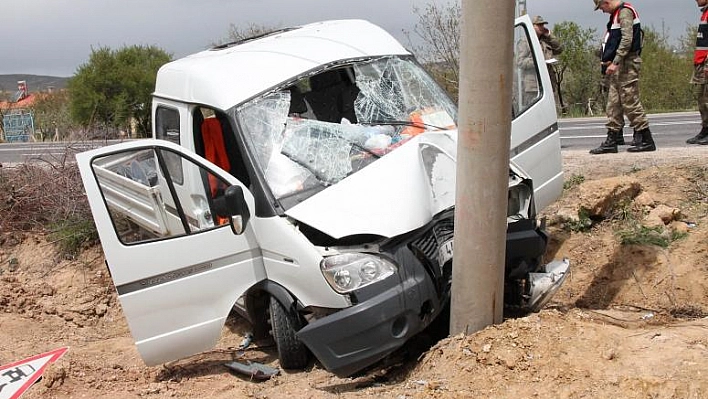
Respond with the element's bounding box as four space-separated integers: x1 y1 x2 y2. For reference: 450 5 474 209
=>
363 120 446 131
280 150 335 185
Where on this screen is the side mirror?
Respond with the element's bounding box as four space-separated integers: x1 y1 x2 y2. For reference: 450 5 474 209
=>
214 185 251 235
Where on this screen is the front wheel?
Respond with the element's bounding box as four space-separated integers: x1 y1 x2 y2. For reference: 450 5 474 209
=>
268 296 309 369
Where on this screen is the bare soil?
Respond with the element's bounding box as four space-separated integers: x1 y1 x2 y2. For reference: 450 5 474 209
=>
1 147 707 399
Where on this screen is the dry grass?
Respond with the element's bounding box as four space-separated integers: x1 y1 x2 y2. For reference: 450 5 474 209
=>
0 160 96 256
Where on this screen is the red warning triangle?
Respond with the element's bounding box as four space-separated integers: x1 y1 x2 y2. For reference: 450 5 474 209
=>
0 347 68 399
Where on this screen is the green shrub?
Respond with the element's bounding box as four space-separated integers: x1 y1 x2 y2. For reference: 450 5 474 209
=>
615 225 682 248
567 208 593 232
49 218 98 258
563 173 585 190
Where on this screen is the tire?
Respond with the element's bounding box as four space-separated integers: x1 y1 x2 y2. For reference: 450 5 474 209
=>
268 296 310 369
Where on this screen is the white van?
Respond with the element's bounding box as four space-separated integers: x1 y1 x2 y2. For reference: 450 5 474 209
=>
77 16 568 377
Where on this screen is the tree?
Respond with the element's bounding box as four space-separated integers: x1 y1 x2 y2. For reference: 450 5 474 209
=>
216 23 280 46
30 90 75 141
640 27 693 111
407 1 461 101
678 25 698 56
407 1 695 116
553 22 604 115
68 45 171 138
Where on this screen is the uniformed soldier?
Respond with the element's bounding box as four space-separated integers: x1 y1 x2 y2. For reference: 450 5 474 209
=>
533 16 564 110
688 0 708 145
516 17 564 111
590 0 656 154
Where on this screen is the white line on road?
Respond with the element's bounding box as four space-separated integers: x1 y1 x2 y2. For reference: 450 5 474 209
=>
561 131 686 140
560 120 700 131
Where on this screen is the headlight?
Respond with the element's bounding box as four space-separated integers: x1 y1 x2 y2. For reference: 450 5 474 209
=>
507 183 532 218
320 253 397 294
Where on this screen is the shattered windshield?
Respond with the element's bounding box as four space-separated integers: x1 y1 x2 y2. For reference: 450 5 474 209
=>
233 56 457 206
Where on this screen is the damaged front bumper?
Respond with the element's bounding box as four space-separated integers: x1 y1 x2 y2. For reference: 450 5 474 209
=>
296 259 570 378
296 269 437 377
526 258 570 312
296 217 570 377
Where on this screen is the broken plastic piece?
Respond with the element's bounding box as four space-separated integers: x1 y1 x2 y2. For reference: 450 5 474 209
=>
238 332 253 350
225 361 280 380
526 258 570 312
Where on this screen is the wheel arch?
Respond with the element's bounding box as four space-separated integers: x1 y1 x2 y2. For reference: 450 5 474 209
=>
243 280 299 340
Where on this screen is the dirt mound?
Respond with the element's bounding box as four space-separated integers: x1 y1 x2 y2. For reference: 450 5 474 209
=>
545 155 708 317
1 236 112 327
1 148 707 398
392 310 707 398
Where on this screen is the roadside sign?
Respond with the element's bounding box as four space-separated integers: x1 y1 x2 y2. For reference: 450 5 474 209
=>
0 347 68 399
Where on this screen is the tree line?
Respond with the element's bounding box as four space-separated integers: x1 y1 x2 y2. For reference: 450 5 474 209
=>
1 2 698 141
552 21 695 115
1 45 170 141
410 2 697 116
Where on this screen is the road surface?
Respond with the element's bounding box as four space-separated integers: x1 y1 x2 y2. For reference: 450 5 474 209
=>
0 140 127 165
0 112 702 164
559 111 700 150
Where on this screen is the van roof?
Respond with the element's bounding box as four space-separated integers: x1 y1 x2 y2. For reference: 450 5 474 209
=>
153 19 410 110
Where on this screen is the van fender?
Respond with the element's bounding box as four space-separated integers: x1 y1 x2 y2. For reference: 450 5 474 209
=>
244 280 299 340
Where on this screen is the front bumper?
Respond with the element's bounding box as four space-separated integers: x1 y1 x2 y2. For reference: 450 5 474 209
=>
296 216 570 377
296 248 440 377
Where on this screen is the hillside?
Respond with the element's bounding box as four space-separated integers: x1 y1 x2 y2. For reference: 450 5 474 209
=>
0 74 69 94
0 147 706 398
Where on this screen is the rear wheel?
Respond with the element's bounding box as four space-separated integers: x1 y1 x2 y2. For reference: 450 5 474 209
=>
268 296 309 369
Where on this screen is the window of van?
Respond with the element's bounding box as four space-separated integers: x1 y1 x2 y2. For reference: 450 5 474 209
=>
155 106 180 144
513 26 542 115
154 106 184 184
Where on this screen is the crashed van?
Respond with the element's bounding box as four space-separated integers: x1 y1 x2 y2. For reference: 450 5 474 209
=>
76 16 568 377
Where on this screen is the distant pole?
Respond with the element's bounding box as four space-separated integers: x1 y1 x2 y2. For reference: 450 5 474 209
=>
450 0 515 334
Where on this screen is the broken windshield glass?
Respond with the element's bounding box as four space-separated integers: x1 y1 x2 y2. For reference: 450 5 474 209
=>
236 91 291 174
353 57 457 128
233 56 458 205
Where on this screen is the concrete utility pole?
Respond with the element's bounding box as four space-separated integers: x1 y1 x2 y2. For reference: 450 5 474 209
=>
450 1 515 334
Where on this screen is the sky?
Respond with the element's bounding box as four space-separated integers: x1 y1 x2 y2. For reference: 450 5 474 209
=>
0 0 700 77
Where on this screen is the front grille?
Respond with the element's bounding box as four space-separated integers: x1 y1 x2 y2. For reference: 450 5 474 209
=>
409 217 454 287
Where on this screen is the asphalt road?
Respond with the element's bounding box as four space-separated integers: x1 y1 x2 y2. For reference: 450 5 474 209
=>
0 112 703 164
559 111 701 151
0 140 126 165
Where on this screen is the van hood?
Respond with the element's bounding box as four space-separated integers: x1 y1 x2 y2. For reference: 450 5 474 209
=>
285 131 458 239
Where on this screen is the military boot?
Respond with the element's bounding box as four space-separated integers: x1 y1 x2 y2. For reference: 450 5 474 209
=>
627 128 656 152
686 126 708 144
616 128 626 145
589 130 619 154
630 130 642 146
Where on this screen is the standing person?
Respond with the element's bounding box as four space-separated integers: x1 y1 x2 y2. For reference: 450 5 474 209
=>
688 0 708 145
516 16 564 111
533 16 565 111
590 0 656 154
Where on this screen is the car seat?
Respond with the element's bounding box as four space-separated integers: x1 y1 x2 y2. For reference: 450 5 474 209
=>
201 117 231 197
305 70 359 123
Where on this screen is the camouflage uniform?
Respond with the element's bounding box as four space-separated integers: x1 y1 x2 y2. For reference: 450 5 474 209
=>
604 8 649 133
687 4 708 145
539 29 564 111
590 1 656 154
516 17 564 110
516 38 539 106
691 61 708 126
